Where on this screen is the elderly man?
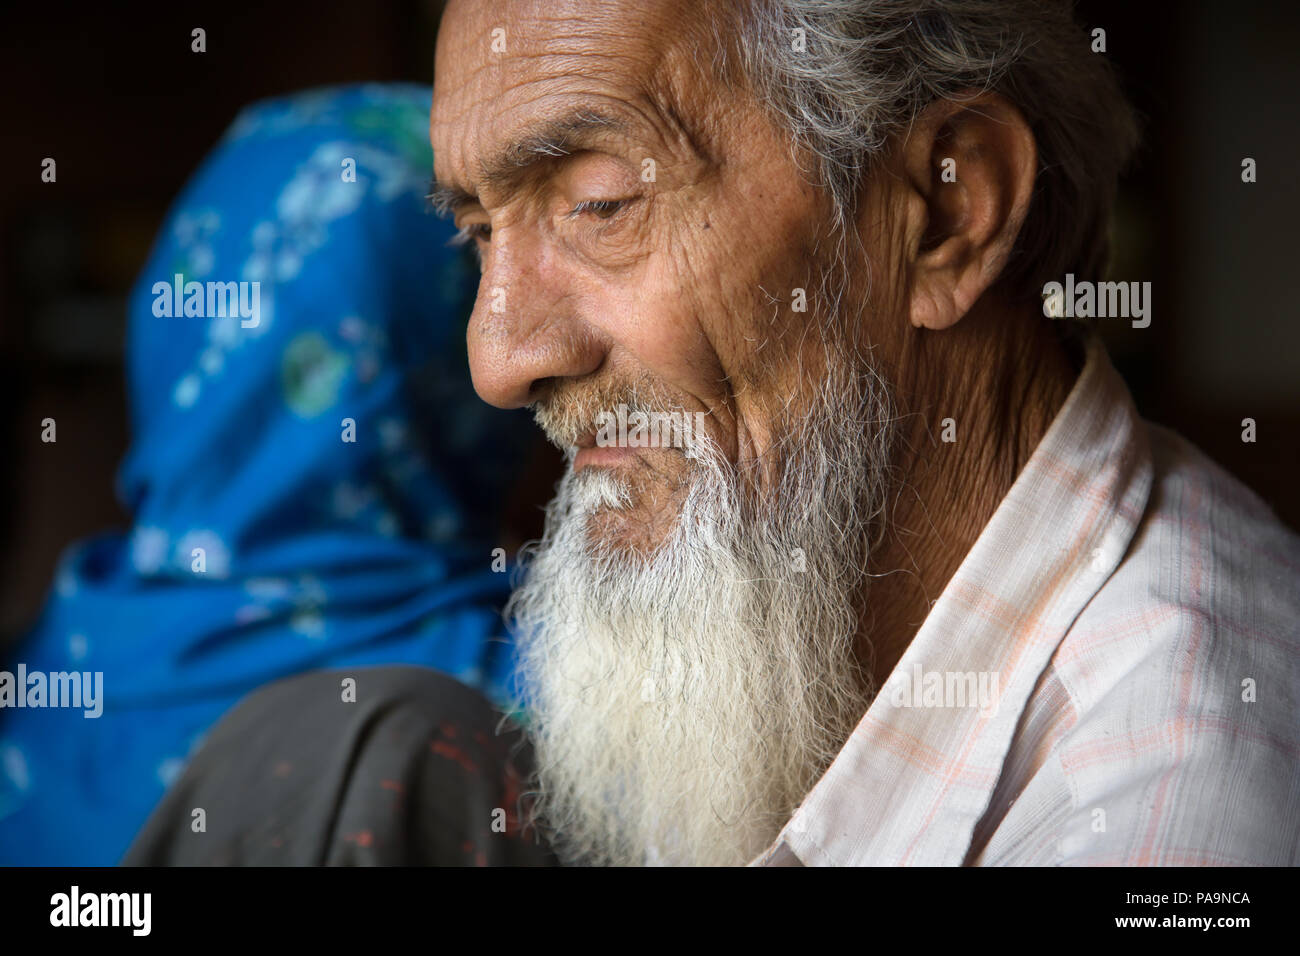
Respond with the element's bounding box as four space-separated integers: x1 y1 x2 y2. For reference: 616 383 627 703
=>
426 0 1299 868
127 0 1298 868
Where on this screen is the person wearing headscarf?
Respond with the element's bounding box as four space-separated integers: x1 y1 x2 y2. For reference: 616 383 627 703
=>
0 84 536 865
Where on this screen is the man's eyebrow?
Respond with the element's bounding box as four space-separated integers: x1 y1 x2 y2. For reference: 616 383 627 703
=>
428 108 630 216
427 179 474 218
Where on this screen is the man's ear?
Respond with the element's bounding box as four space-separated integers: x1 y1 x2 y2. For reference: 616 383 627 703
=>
897 92 1037 330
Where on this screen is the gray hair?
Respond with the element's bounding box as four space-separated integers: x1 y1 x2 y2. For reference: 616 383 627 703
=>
724 0 1140 299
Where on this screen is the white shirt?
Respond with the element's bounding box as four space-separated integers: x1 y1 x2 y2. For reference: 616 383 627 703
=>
752 334 1300 866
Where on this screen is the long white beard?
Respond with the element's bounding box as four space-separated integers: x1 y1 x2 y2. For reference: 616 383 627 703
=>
508 350 894 866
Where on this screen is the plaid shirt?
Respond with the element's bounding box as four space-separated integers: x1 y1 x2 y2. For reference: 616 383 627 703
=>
753 334 1300 866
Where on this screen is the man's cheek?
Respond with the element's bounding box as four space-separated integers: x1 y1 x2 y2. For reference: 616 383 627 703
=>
616 255 729 394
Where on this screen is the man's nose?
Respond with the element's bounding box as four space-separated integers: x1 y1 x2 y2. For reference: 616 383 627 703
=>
466 237 606 409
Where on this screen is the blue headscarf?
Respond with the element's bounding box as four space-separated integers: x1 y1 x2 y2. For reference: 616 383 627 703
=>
0 84 529 865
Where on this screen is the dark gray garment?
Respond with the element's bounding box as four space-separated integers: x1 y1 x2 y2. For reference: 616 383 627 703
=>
122 666 559 866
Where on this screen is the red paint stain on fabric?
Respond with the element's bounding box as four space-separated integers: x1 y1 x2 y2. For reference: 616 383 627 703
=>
503 769 521 834
431 739 478 773
439 721 458 738
344 830 374 848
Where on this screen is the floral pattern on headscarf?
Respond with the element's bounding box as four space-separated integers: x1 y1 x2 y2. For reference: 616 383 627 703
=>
0 84 531 865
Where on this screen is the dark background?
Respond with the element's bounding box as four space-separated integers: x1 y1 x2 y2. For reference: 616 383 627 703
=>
2 1 1297 641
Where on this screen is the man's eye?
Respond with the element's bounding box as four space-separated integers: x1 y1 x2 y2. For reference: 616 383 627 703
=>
568 199 627 220
452 222 491 246
449 223 490 268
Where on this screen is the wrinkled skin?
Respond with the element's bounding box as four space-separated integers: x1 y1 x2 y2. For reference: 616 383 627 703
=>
431 0 1076 684
432 0 844 549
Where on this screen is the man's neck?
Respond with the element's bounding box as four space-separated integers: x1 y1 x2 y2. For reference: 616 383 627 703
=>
859 301 1082 692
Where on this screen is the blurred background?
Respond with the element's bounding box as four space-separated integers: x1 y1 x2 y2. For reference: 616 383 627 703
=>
1 0 1297 646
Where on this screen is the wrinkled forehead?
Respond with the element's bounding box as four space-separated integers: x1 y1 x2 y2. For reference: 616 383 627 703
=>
432 0 717 189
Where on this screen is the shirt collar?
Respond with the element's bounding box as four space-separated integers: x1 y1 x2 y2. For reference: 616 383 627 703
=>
751 333 1154 866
